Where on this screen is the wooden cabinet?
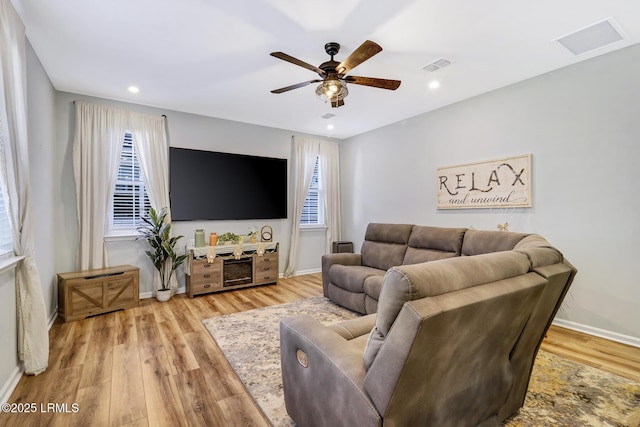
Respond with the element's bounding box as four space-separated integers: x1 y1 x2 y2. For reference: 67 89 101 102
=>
187 258 223 297
186 242 279 297
58 265 139 322
253 253 278 285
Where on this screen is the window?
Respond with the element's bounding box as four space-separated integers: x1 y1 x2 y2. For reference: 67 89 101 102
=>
300 156 324 226
0 184 13 256
0 117 13 256
111 132 151 230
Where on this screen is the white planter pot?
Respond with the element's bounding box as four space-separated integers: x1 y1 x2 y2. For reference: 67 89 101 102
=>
156 289 171 302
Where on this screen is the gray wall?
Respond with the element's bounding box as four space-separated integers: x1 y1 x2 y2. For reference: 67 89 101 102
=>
341 43 640 343
53 92 330 295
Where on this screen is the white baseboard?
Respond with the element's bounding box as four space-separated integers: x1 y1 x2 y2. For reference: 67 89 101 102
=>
0 366 23 404
293 268 321 276
2 309 60 404
139 286 186 300
552 318 640 348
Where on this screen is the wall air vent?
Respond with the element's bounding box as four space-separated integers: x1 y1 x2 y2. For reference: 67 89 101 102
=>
422 58 451 72
556 18 625 56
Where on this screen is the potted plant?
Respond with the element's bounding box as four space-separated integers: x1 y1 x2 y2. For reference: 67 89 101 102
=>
219 232 239 245
138 207 189 302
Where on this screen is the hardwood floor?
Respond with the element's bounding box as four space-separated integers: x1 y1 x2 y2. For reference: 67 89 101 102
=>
2 272 639 426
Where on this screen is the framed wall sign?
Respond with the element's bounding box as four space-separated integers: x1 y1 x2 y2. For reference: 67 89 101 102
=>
436 154 532 209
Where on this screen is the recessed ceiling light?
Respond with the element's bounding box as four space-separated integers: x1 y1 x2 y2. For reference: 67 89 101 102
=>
128 86 140 94
327 124 335 130
428 81 440 90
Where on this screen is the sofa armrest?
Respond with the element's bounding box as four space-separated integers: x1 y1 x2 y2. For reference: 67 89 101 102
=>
280 315 381 427
321 253 363 296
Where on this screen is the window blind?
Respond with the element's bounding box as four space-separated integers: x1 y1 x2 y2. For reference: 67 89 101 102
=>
0 117 13 255
300 156 322 225
112 132 151 229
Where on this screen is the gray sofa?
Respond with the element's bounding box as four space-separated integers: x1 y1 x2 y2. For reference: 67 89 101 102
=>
281 224 577 426
322 223 538 314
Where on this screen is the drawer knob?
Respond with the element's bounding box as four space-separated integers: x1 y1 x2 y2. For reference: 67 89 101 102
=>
204 274 211 278
204 284 211 288
263 266 270 271
264 258 270 262
204 264 211 268
263 276 271 280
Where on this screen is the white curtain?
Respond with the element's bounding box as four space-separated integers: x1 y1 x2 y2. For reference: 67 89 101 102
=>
319 141 341 254
72 101 127 270
0 0 49 375
130 114 177 294
284 136 341 277
73 102 173 292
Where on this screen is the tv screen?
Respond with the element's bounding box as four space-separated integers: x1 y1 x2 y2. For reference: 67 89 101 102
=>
169 147 288 221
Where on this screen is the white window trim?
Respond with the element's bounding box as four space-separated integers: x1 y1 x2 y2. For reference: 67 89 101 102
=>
0 255 24 274
299 224 328 231
104 232 139 241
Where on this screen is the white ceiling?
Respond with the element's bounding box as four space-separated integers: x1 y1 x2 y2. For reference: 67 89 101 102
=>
12 0 640 139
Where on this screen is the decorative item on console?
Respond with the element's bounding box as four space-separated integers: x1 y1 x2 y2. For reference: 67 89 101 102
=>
219 232 239 245
207 247 216 263
233 245 243 260
195 229 205 247
257 242 265 257
248 226 259 243
209 232 218 246
261 225 273 242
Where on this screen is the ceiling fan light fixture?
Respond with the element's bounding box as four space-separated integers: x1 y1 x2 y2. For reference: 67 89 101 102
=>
316 79 348 105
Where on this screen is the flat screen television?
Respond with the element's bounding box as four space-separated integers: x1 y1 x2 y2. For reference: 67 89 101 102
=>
169 147 288 221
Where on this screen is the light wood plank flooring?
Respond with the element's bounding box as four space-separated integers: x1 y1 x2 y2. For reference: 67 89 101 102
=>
2 273 639 426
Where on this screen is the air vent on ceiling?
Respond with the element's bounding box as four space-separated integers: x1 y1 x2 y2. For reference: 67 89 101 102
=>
421 58 451 72
321 113 336 119
556 18 624 56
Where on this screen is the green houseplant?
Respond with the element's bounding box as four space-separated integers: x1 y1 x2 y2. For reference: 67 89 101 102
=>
219 232 239 245
138 207 188 301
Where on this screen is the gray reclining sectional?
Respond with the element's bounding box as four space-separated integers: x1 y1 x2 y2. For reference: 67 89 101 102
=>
280 223 577 426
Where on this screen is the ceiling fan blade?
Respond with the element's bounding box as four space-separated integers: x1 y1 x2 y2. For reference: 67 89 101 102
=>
336 40 382 75
345 76 401 90
270 52 325 76
271 80 322 94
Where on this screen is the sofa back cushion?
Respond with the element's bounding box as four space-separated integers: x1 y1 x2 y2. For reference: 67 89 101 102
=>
402 226 467 265
461 229 529 256
363 251 531 369
361 223 414 271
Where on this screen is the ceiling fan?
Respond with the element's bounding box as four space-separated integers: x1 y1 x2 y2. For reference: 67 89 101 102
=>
270 40 401 108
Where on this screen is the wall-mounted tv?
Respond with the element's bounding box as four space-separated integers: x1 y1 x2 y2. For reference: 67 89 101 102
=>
169 147 288 221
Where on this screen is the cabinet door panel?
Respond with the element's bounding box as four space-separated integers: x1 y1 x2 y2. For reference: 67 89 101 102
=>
70 282 104 315
107 275 136 307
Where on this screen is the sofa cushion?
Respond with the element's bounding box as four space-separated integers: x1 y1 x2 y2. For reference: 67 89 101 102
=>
402 226 466 265
461 229 529 256
363 275 385 302
363 251 531 369
329 264 386 293
360 223 414 270
361 242 407 271
364 223 414 244
408 226 467 253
